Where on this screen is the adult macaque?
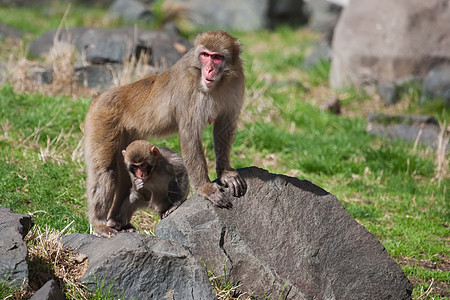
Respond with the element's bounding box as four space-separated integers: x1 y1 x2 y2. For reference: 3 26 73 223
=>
106 140 189 232
84 30 247 237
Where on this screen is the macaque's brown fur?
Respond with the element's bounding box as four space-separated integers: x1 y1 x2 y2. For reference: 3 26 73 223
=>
106 140 189 232
84 30 247 237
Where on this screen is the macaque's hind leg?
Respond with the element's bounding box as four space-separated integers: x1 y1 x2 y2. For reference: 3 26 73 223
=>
161 200 183 219
87 169 120 238
92 224 119 238
106 217 136 232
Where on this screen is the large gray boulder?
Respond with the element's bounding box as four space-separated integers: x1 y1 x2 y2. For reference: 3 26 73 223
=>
156 167 413 299
61 232 216 300
0 23 22 39
0 207 34 288
330 0 450 89
29 27 191 68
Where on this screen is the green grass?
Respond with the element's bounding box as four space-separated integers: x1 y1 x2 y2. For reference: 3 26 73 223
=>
0 281 19 299
0 8 448 299
0 2 162 44
0 3 109 37
0 86 90 233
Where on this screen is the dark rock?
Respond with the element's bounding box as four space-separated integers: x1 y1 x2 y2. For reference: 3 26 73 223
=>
61 232 216 300
28 27 191 89
330 0 450 89
304 0 343 43
82 30 133 64
0 207 34 288
29 28 191 69
28 27 90 59
138 30 190 68
421 65 450 107
109 0 154 22
156 167 413 299
367 113 449 151
167 0 307 31
75 65 116 90
368 113 440 127
0 23 22 39
29 65 53 86
74 0 113 7
302 40 332 68
30 279 67 300
267 0 307 29
378 81 400 105
0 0 53 6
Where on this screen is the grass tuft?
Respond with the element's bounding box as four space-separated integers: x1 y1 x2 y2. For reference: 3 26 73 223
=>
17 225 88 299
206 264 251 300
6 42 39 94
433 121 449 184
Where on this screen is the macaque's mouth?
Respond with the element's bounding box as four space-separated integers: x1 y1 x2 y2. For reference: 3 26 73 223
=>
204 78 215 85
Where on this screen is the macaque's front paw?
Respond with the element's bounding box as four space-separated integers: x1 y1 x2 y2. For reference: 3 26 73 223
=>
220 170 247 197
161 201 182 219
93 224 118 238
199 182 232 209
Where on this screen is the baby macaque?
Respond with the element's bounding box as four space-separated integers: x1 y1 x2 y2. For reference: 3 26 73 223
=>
107 140 189 231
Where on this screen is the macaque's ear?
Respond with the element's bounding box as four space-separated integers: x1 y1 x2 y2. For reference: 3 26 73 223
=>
150 146 160 157
122 150 126 157
235 40 242 55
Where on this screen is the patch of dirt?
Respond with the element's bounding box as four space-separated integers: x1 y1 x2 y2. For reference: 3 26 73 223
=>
396 255 449 298
397 255 450 273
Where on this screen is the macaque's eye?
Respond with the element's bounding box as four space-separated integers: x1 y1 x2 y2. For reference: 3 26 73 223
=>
145 164 153 173
211 54 225 64
129 163 153 176
200 52 224 64
129 164 138 175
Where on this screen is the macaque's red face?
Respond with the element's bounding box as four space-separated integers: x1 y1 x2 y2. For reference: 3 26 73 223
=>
129 163 152 182
200 51 225 88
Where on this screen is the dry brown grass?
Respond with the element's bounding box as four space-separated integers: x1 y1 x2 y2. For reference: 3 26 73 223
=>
3 5 95 99
44 33 77 95
110 38 155 87
42 4 77 96
26 225 89 299
0 225 90 300
131 209 159 235
4 27 156 98
5 43 40 94
433 121 449 184
241 70 281 126
13 113 83 169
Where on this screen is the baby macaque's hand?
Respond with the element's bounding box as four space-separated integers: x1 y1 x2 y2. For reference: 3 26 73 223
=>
135 178 144 190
